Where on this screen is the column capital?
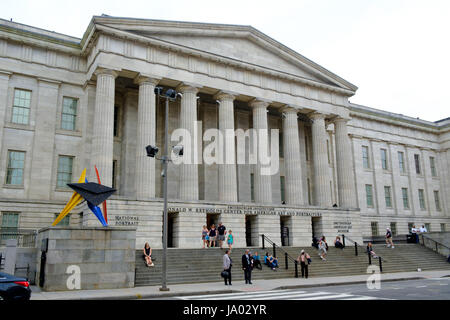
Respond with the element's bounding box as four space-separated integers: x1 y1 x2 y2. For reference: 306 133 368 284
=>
134 73 160 86
176 82 201 94
332 115 351 124
94 66 120 78
280 105 299 115
249 98 271 109
213 91 235 102
309 112 327 121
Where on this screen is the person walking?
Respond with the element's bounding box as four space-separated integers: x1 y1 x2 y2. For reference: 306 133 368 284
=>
227 230 234 251
297 250 310 278
143 242 154 267
242 249 253 284
318 239 327 261
222 249 232 285
202 225 209 248
217 222 227 249
209 224 217 248
385 227 395 248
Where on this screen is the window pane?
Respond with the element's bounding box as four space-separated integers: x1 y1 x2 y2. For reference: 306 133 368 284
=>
384 186 392 208
402 188 409 209
398 152 405 173
390 222 397 236
250 173 254 202
418 189 425 210
365 184 373 207
57 156 73 188
61 97 77 131
362 146 369 169
414 154 421 174
6 151 25 185
371 222 378 236
12 89 31 124
381 149 387 170
280 176 285 203
54 213 70 226
434 191 441 211
430 157 437 177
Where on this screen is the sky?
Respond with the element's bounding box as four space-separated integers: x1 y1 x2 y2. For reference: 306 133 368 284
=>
1 0 449 122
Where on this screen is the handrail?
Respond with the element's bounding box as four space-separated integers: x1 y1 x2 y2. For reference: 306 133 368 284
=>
260 234 299 278
342 234 384 271
420 233 450 257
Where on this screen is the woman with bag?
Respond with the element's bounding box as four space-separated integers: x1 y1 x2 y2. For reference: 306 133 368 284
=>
297 250 310 278
222 249 232 285
202 225 209 248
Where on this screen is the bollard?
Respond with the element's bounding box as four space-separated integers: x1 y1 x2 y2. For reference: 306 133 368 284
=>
262 235 265 250
273 243 276 258
342 234 346 248
379 256 382 272
355 242 358 256
294 260 298 278
285 252 288 270
368 251 372 265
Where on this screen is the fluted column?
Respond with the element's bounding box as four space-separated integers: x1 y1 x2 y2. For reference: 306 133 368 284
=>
92 68 118 187
281 106 304 205
134 76 160 200
178 84 199 201
215 92 238 202
310 112 332 206
334 117 356 208
250 99 272 204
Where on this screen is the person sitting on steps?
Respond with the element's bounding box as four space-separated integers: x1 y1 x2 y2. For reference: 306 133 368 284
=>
143 242 154 267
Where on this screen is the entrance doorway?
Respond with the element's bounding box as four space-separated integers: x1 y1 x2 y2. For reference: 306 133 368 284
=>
167 212 179 248
206 213 220 248
280 216 291 246
311 216 322 241
245 215 257 247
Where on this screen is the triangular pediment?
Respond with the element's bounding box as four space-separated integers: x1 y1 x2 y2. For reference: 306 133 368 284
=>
88 16 357 92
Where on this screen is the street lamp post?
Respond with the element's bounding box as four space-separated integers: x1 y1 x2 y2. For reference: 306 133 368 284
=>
146 88 182 292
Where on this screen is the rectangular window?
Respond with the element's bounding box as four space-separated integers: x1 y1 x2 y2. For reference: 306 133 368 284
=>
279 132 284 158
418 189 426 210
390 222 397 236
434 190 441 211
113 105 119 137
398 151 405 173
365 184 373 207
402 188 409 209
6 151 25 185
441 224 446 232
112 160 117 190
250 173 254 202
280 176 285 203
429 157 437 177
371 221 379 236
408 222 414 233
381 149 388 170
57 156 73 188
61 97 77 131
305 135 309 161
54 213 70 226
384 186 392 208
12 89 31 124
414 154 421 174
307 178 312 205
424 223 431 232
362 146 370 169
1 212 19 240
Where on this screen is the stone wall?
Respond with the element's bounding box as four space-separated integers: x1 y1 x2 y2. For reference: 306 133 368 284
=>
35 226 136 291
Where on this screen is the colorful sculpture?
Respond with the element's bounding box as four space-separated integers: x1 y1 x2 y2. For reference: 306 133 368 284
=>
52 168 116 227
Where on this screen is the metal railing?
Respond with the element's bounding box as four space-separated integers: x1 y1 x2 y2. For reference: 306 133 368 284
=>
0 229 37 248
260 234 300 278
341 235 384 272
419 233 450 258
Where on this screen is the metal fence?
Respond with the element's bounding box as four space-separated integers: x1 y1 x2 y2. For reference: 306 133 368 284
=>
0 229 38 248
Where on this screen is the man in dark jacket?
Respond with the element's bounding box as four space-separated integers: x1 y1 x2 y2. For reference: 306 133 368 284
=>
242 249 253 284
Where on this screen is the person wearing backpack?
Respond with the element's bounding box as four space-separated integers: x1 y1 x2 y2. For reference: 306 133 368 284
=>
385 227 395 248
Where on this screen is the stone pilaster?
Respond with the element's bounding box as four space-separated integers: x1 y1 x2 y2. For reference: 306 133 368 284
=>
250 99 272 204
134 76 159 200
215 92 238 202
281 106 304 205
92 68 118 188
178 84 199 201
334 117 356 208
310 112 332 207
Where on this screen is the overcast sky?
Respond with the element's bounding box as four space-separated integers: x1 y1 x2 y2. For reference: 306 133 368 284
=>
1 0 449 122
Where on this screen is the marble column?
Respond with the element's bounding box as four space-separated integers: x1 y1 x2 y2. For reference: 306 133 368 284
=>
281 106 304 205
334 117 356 208
92 68 118 188
310 112 331 206
215 92 238 202
134 76 159 200
250 99 272 204
178 84 199 201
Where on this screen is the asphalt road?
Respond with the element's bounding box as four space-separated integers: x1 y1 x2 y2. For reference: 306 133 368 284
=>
145 277 450 300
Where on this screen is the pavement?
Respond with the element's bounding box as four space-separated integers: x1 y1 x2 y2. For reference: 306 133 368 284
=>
29 269 450 300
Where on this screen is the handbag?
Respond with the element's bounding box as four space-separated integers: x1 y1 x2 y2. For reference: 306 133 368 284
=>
221 270 229 278
307 257 312 265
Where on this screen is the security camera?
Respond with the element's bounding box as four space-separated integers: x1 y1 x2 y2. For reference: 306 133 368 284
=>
154 87 163 95
146 145 159 157
172 145 184 156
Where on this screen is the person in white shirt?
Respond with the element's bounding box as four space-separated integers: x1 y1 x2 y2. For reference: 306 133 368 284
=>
411 225 419 243
419 225 427 233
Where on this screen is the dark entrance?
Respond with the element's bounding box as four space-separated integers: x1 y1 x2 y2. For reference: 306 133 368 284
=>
245 215 257 247
167 212 179 248
311 216 322 240
206 213 220 247
280 216 291 246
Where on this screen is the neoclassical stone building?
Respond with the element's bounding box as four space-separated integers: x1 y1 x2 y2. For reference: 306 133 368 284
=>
0 16 448 249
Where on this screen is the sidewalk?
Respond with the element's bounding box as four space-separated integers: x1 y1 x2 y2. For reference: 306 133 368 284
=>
30 269 450 300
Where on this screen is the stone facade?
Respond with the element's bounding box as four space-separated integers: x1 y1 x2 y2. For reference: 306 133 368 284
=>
0 16 448 249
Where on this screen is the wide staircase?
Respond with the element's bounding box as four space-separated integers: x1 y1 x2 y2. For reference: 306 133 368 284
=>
134 242 450 287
